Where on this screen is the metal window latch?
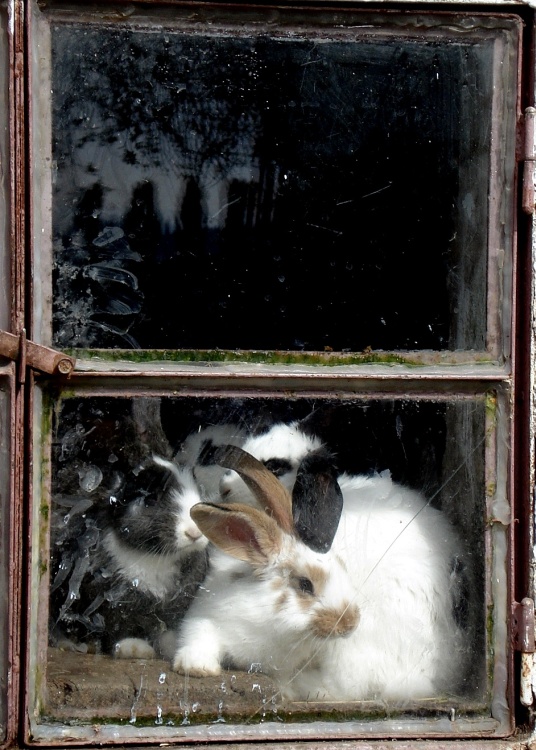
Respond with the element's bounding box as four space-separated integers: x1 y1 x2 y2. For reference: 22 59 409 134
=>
522 107 536 215
0 329 75 383
513 598 536 707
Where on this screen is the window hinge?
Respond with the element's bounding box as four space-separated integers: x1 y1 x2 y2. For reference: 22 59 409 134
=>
522 107 536 215
0 329 75 383
513 598 536 707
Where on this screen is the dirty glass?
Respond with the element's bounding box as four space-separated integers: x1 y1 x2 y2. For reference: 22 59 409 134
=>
41 11 518 355
34 392 510 738
27 5 518 744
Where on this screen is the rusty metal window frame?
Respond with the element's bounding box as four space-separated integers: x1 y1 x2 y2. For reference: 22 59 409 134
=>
0 0 534 748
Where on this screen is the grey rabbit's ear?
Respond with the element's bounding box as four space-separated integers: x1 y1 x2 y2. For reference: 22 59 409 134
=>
292 448 343 553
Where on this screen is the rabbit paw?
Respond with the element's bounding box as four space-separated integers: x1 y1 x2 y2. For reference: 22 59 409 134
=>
113 638 156 660
172 646 221 677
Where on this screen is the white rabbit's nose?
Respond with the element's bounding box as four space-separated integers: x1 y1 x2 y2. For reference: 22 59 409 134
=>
184 526 203 542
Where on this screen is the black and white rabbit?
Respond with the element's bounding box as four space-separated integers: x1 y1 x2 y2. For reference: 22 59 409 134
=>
103 455 211 658
174 424 474 702
218 419 323 503
50 452 209 659
52 413 250 658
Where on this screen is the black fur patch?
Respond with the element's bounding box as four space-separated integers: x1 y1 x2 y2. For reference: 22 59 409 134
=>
197 439 219 466
292 448 343 553
263 458 293 477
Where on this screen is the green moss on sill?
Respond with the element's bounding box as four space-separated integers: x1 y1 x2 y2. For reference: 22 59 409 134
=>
67 348 439 367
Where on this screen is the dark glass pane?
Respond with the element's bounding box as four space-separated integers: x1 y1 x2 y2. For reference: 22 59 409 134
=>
44 394 496 729
48 13 516 352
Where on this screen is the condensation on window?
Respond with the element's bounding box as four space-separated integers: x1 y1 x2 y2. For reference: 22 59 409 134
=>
35 393 509 735
40 14 516 354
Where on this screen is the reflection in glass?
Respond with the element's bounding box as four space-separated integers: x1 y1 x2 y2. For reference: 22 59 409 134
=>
48 16 507 352
46 395 490 724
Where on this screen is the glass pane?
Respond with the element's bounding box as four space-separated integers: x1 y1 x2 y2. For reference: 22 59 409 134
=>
31 7 519 355
31 391 510 739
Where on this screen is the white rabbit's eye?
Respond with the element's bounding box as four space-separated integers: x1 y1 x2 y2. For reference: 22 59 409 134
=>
296 576 315 596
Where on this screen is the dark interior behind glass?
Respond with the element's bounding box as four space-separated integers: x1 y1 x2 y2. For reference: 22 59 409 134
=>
51 20 494 352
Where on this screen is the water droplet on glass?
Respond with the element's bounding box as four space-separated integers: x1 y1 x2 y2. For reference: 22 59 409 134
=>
78 465 103 493
211 701 226 724
191 702 200 713
278 275 285 283
155 706 163 725
93 226 124 247
132 578 139 588
158 673 166 684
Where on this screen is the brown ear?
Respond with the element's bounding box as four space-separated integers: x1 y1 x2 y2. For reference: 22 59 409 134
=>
207 444 294 534
191 502 284 566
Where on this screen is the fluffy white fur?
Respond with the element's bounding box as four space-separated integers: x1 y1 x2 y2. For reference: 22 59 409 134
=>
152 457 208 549
174 422 471 702
173 526 359 681
113 637 156 660
287 472 467 700
103 528 192 601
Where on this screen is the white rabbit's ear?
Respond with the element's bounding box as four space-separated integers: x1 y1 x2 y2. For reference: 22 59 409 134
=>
191 502 283 566
292 448 343 553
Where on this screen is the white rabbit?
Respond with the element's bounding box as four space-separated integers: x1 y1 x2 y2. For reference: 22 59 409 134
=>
172 445 359 682
287 470 471 700
174 429 474 702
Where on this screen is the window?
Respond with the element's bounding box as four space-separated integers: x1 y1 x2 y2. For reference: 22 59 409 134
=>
0 0 533 746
